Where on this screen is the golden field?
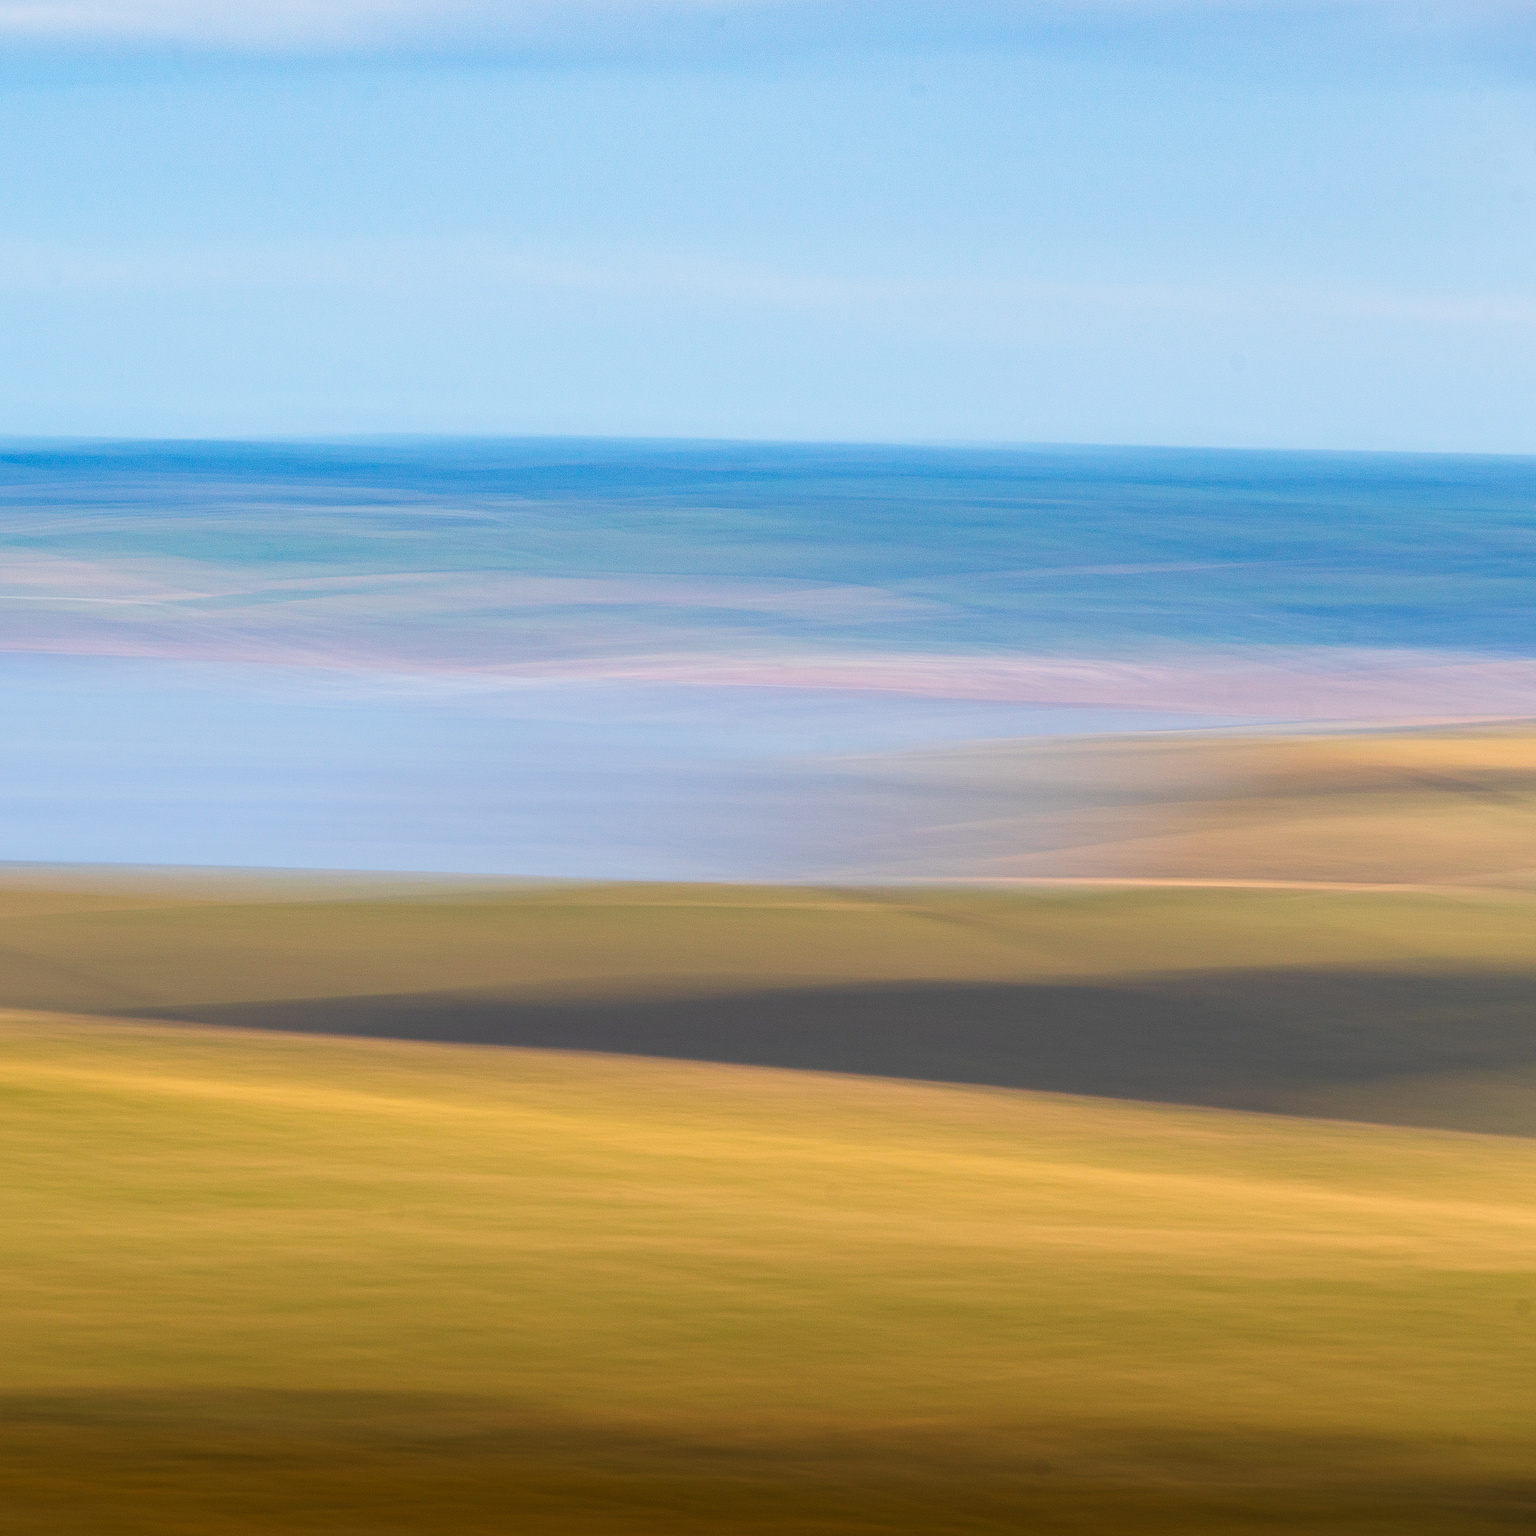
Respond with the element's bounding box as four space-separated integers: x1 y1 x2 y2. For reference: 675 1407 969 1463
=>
4 1012 1536 1533
2 725 1535 1531
834 721 1536 883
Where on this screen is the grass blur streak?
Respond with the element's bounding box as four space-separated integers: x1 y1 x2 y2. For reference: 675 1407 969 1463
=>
4 1014 1536 1532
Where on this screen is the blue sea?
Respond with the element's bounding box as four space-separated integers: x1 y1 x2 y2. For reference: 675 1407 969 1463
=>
2 439 1533 877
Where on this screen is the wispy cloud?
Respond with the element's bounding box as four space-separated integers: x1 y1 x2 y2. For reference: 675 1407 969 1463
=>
0 0 725 48
5 239 1535 340
0 0 1526 57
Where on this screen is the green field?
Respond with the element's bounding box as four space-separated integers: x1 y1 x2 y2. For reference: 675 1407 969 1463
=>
3 726 1536 1531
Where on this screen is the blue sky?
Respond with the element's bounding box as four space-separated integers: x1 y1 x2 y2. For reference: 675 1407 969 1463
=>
1 2 1533 449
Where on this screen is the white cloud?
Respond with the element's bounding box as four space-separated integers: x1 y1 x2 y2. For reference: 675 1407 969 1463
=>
0 0 1526 54
4 237 1534 341
0 0 749 48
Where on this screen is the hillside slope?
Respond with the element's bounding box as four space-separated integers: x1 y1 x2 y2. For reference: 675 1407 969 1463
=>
4 1013 1535 1533
0 875 1532 1133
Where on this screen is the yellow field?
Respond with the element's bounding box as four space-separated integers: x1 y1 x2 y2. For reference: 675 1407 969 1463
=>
4 724 1535 1530
842 721 1536 882
4 1011 1536 1533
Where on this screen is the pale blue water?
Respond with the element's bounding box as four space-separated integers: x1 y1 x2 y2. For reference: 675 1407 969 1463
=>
1 439 1532 876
